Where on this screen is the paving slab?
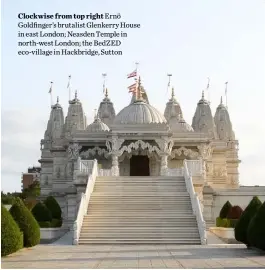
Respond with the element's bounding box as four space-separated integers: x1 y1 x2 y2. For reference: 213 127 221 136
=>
2 243 265 269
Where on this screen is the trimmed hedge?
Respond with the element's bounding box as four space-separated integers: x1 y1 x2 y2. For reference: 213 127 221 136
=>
247 201 265 250
219 201 232 219
9 198 40 247
38 221 51 228
216 217 238 228
38 219 62 228
227 205 243 219
235 196 262 246
1 204 23 257
51 218 62 228
44 196 62 220
31 202 52 222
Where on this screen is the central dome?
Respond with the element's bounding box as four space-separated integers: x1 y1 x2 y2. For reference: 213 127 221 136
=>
114 101 167 125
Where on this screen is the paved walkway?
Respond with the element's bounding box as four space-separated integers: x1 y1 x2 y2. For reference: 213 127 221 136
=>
2 242 265 269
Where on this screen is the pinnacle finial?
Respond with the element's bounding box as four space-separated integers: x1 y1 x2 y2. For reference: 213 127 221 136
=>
75 90 78 99
171 87 175 99
56 96 59 103
202 90 205 99
105 88 108 98
220 96 223 104
137 77 143 100
94 109 97 119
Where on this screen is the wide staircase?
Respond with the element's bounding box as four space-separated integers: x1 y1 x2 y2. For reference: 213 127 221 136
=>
78 176 201 244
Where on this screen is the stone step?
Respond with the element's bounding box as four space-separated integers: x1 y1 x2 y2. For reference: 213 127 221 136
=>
91 193 190 196
81 226 198 231
81 222 198 227
94 187 188 191
89 202 192 206
80 232 200 237
78 238 201 244
84 215 195 220
89 208 192 211
97 176 185 180
96 179 185 181
85 211 195 216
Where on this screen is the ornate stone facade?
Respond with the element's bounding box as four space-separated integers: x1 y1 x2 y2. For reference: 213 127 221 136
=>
39 80 240 229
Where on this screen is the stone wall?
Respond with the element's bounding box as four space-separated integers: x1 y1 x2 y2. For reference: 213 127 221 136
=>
203 185 265 226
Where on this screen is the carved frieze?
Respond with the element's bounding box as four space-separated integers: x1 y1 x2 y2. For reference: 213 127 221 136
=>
67 142 82 160
206 162 213 175
115 140 162 157
80 147 110 159
197 143 212 159
106 136 125 154
155 138 173 155
170 146 199 159
213 166 227 177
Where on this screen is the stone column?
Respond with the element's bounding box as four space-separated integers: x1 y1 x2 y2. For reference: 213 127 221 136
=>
111 154 119 176
160 154 168 176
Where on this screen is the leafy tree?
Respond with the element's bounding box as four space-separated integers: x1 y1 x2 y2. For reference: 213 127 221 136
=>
219 201 232 219
227 205 243 219
44 196 62 220
1 204 23 256
247 201 265 250
22 181 40 198
9 197 40 247
235 196 262 247
32 202 52 222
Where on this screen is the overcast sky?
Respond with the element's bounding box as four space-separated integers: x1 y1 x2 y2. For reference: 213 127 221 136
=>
1 0 265 192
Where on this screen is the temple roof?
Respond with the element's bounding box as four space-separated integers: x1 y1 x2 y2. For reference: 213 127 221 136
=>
114 77 167 125
86 115 110 133
114 101 167 125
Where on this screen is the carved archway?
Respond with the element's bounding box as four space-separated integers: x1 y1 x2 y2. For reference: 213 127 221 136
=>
117 140 162 157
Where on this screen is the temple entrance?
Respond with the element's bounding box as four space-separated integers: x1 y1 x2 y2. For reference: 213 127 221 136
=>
130 155 150 176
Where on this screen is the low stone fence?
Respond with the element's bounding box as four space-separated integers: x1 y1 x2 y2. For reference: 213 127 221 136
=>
209 227 241 244
40 228 67 244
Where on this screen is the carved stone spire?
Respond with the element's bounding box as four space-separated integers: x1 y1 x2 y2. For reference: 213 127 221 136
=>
97 86 116 126
64 91 86 134
164 85 183 123
192 91 217 138
214 96 235 140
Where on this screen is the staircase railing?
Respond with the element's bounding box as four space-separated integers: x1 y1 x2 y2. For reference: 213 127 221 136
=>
183 159 207 245
73 159 98 245
79 159 94 174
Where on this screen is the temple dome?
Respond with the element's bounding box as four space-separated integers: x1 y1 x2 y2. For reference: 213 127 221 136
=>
86 116 110 132
114 101 167 125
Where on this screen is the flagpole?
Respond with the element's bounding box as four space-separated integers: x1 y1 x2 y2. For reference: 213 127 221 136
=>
49 81 53 107
135 62 139 87
102 73 107 95
167 74 172 97
225 81 228 108
207 77 210 105
68 75 71 101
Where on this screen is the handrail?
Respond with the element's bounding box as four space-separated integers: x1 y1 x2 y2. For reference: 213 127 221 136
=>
183 159 207 245
73 159 98 245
